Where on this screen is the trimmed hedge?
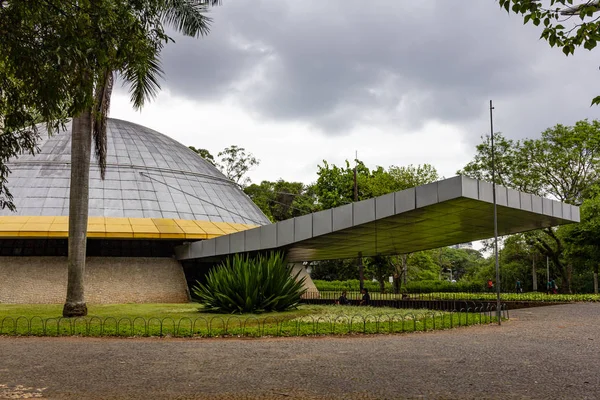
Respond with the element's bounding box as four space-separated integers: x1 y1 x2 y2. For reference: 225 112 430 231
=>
313 279 483 293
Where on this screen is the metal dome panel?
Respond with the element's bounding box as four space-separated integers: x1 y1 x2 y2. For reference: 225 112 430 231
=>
2 119 270 226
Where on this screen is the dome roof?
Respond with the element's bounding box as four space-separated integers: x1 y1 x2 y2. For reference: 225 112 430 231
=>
2 118 270 225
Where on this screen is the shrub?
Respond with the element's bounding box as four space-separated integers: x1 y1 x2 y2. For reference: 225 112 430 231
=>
313 279 392 292
192 252 306 314
403 280 483 293
313 279 483 293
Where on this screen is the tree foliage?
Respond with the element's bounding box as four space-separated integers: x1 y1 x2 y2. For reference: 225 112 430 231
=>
460 121 600 203
361 248 484 292
1 0 221 317
217 145 259 187
188 145 259 185
312 160 443 288
244 180 319 222
365 255 393 293
0 0 220 211
388 164 440 189
564 189 600 291
308 259 360 281
314 160 440 209
498 0 600 104
460 119 600 292
189 146 216 165
0 2 72 210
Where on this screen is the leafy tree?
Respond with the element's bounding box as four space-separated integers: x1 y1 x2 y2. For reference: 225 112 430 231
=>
388 164 440 189
406 251 439 281
365 255 394 293
308 259 359 281
564 192 600 293
314 160 442 288
389 254 410 293
1 0 221 316
497 234 544 292
0 3 76 211
364 249 465 293
440 248 485 282
244 180 319 222
368 249 442 286
458 133 533 192
189 146 216 166
498 0 600 104
217 145 259 187
521 121 600 203
65 0 220 317
313 160 368 209
188 144 260 185
460 120 600 292
314 159 441 209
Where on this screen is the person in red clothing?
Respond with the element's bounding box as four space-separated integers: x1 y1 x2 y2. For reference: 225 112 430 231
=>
487 279 494 292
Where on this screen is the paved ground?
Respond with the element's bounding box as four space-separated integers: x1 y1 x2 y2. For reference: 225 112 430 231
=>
1 303 599 399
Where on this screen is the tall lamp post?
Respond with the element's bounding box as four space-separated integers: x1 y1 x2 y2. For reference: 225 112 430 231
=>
490 100 501 325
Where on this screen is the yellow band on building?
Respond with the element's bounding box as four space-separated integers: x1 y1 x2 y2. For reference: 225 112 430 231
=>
0 216 257 240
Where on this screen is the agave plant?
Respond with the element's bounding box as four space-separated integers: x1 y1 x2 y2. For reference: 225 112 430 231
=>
193 252 307 313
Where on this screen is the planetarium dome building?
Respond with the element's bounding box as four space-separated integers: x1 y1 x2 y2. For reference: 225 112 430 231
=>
0 119 271 304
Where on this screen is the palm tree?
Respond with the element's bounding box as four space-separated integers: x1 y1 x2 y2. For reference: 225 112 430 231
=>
63 0 222 317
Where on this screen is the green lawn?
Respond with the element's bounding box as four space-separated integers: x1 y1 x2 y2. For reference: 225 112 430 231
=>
0 303 499 337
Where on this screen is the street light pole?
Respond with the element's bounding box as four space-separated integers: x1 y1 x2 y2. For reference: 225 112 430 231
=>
354 151 364 291
490 100 501 325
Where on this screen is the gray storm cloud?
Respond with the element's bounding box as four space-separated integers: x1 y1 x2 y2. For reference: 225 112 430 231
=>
117 0 600 142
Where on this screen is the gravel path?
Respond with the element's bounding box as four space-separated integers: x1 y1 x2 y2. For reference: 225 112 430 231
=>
1 303 599 399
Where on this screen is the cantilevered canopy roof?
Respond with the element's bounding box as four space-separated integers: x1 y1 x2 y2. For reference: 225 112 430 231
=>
175 176 580 262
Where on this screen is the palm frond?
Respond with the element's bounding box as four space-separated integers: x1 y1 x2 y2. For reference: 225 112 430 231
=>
160 0 221 38
92 69 113 179
121 51 164 110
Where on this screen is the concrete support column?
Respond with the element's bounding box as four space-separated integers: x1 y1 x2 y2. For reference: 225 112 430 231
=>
290 263 318 298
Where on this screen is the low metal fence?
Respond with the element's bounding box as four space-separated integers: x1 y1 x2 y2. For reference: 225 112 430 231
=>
303 289 584 306
0 305 507 338
302 290 515 311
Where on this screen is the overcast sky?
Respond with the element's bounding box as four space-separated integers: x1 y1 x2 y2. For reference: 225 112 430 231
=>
111 0 600 185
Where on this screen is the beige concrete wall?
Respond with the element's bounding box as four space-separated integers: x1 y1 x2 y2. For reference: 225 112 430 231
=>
0 257 189 304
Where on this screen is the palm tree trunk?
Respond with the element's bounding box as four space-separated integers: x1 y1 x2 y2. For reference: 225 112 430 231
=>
63 109 92 317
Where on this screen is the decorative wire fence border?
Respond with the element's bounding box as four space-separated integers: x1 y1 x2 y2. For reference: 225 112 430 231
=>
0 305 508 338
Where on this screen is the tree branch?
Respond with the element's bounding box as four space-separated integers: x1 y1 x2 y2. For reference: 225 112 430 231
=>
560 0 600 16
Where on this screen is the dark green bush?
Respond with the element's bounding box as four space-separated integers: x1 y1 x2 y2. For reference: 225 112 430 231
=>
313 279 483 293
402 280 483 293
192 252 306 314
312 279 392 292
